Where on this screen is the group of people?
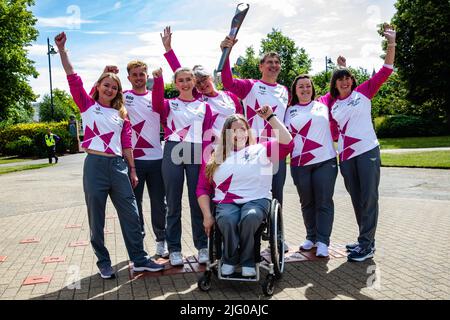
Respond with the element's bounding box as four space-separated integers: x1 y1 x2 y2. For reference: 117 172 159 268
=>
54 21 396 279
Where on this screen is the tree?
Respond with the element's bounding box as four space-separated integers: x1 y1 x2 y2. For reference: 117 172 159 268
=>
0 0 39 125
391 0 450 130
233 29 312 88
39 89 80 122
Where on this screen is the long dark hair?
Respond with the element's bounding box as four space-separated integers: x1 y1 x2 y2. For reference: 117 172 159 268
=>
329 67 357 99
289 74 316 106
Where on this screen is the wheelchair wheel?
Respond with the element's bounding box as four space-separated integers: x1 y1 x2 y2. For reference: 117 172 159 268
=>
269 199 284 279
262 274 275 296
198 271 212 292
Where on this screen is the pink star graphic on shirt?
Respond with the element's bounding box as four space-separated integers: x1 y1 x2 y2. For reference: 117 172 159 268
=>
290 119 323 166
339 120 361 161
82 121 114 152
246 100 258 127
168 120 191 141
217 175 243 203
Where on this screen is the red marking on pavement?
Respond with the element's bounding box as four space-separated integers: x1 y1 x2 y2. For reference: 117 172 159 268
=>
65 224 82 229
20 238 40 244
0 256 7 262
43 256 66 263
69 240 89 247
22 275 52 285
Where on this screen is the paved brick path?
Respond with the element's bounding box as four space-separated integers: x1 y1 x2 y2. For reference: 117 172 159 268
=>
0 153 449 300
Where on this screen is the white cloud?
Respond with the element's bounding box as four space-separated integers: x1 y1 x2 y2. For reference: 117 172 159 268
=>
27 44 49 57
114 2 122 10
37 16 98 28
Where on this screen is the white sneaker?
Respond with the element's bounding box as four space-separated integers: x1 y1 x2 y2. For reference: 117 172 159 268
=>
316 242 329 257
155 241 169 258
221 263 235 276
242 266 256 277
198 248 209 264
169 251 184 266
300 239 315 251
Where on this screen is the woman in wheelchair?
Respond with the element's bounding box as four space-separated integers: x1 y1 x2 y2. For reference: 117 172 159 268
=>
196 105 293 277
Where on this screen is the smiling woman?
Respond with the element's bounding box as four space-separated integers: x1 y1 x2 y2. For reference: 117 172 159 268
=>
53 31 165 277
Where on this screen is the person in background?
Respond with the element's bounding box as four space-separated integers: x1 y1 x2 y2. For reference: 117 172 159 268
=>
68 115 80 154
45 128 60 164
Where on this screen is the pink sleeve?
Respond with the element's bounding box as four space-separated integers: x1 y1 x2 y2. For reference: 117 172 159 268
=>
221 58 254 100
121 118 132 149
317 92 334 107
355 65 393 99
263 140 294 162
151 77 170 122
163 49 182 72
317 93 339 142
202 103 214 162
67 74 95 112
196 162 214 198
224 91 243 114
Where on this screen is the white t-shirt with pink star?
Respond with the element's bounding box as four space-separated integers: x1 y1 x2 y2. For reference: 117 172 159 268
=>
123 90 163 160
196 141 293 204
320 65 393 161
221 59 289 142
67 74 132 157
285 101 336 166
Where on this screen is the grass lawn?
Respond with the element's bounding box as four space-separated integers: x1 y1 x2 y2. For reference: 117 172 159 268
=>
381 151 450 169
378 136 450 149
0 163 54 175
0 156 29 165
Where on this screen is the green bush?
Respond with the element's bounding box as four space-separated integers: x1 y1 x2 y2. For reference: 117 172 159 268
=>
375 115 447 138
4 136 34 157
0 122 72 157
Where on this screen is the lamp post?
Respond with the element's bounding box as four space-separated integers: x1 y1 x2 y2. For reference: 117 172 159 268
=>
47 37 57 120
325 56 332 81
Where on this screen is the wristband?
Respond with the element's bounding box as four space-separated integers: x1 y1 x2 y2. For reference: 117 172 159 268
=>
266 114 276 122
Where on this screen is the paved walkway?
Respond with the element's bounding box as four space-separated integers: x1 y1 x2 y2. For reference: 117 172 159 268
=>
0 153 449 300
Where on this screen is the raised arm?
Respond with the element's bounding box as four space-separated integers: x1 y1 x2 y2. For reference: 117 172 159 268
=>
383 23 396 65
219 36 254 100
257 105 292 145
161 26 183 72
151 68 170 122
54 32 74 75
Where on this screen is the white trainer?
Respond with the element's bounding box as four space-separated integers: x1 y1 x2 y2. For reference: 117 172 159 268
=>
221 263 235 276
242 266 256 277
300 239 315 251
169 251 184 266
155 241 169 258
198 248 209 264
315 242 329 257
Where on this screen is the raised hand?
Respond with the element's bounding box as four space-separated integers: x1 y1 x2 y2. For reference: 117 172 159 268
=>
54 32 67 50
337 56 347 68
103 65 119 74
256 105 273 121
220 36 238 51
160 26 172 52
152 68 163 78
383 23 396 44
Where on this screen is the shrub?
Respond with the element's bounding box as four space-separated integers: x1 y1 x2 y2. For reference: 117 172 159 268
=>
0 122 72 157
4 136 34 156
375 115 447 138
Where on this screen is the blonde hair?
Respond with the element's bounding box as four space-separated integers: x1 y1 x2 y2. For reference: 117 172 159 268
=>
205 114 256 181
127 60 148 74
92 73 127 119
173 67 195 83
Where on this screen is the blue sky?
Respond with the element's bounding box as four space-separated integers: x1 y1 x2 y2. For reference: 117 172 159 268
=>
28 0 396 100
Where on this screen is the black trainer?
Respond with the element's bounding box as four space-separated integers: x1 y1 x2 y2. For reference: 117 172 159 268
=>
347 242 376 253
347 246 374 262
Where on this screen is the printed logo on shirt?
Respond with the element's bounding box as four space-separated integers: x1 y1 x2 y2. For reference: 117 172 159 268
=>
170 102 180 111
347 97 361 107
94 106 103 115
258 86 267 95
289 108 298 118
126 95 134 101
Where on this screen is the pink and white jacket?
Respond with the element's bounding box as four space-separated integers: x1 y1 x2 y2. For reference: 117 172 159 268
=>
221 58 289 142
67 74 132 156
320 65 393 161
196 141 293 204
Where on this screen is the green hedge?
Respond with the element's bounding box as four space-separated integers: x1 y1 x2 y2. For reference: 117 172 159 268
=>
0 122 74 157
374 115 447 138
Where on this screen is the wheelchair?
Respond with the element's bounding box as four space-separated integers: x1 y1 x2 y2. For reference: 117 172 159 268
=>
197 198 285 296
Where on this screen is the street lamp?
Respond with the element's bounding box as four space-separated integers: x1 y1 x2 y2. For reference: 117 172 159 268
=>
47 37 57 120
325 56 332 81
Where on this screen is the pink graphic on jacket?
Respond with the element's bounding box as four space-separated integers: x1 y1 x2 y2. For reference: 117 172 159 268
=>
132 120 154 159
82 121 116 154
216 174 244 203
290 119 323 166
339 120 361 161
165 119 191 141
